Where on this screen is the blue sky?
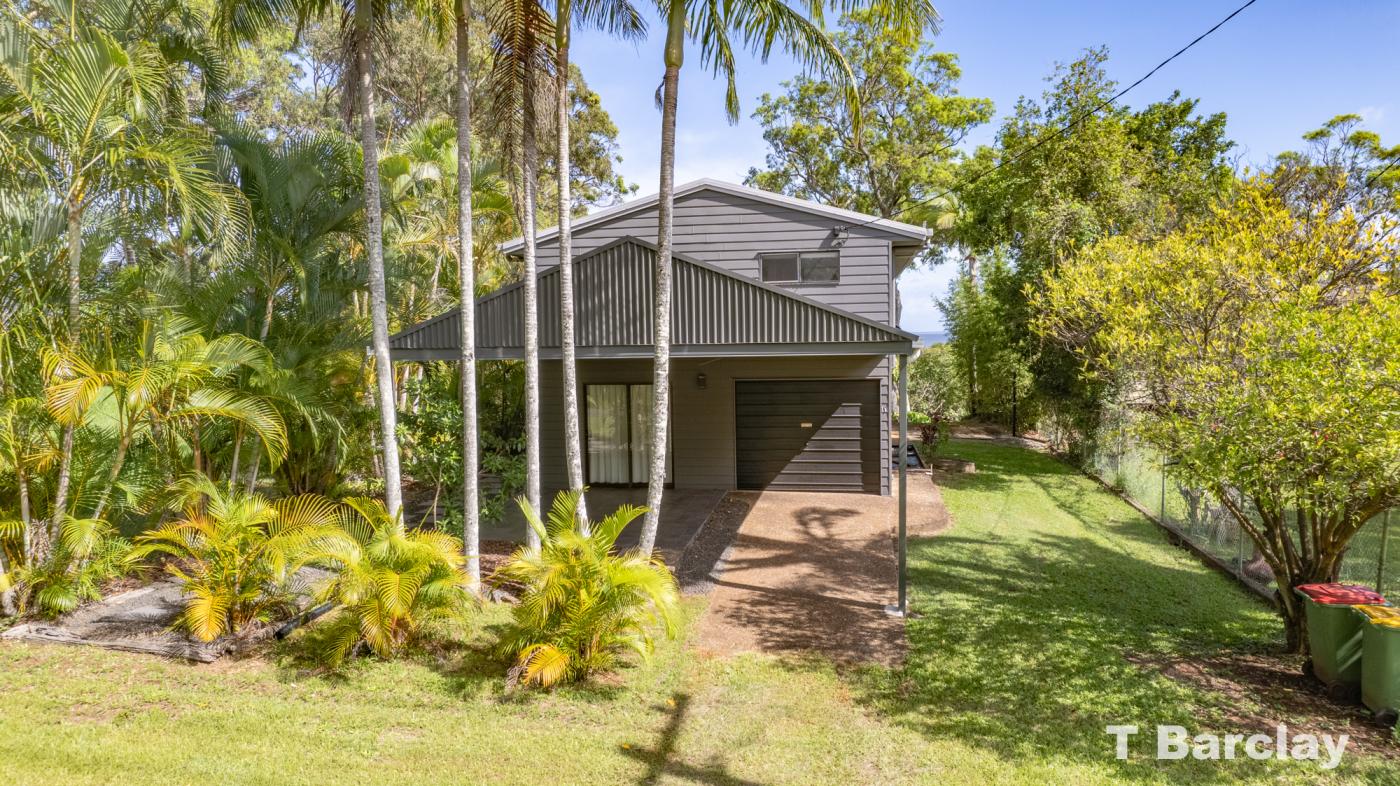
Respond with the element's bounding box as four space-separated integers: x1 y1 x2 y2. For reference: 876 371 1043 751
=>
568 0 1400 332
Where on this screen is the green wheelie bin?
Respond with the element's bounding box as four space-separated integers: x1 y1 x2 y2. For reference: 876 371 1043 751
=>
1293 583 1388 700
1353 605 1400 726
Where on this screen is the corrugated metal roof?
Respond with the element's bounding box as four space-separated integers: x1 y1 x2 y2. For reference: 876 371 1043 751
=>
389 238 916 360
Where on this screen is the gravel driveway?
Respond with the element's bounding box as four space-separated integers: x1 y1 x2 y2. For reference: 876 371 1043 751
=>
692 473 948 666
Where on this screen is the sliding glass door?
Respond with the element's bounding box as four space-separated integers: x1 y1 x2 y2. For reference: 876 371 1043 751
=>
586 384 668 485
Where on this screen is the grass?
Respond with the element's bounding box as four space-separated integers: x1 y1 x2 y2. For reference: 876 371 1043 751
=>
1 439 1395 784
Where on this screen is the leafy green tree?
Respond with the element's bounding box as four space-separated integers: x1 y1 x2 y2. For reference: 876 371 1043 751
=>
746 9 991 228
1035 175 1400 652
906 343 964 428
954 48 1234 444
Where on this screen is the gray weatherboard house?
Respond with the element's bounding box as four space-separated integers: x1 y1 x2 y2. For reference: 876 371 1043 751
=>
389 179 924 513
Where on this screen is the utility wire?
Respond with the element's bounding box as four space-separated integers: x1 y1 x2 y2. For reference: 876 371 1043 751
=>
856 0 1261 231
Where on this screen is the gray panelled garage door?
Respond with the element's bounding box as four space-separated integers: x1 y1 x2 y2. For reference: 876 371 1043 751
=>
735 379 880 493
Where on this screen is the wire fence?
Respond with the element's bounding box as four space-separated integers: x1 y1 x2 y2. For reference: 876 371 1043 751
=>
1085 426 1397 597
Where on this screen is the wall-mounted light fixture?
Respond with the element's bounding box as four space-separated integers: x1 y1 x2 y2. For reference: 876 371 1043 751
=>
695 372 707 390
831 225 850 248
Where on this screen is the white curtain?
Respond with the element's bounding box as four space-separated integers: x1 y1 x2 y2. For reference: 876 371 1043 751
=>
629 384 652 484
587 385 629 484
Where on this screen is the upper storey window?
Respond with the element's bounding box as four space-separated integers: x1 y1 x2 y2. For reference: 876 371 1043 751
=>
759 251 840 284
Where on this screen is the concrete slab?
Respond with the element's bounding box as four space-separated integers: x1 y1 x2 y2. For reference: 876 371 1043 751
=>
692 472 948 665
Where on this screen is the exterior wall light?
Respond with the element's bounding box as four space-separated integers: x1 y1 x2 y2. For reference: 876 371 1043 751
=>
696 372 707 390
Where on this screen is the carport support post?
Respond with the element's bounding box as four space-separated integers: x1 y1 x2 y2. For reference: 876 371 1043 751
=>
896 354 909 615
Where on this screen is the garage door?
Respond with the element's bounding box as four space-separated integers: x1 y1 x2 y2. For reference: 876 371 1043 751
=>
735 379 881 493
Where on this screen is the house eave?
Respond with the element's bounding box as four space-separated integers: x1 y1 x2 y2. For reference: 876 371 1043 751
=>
498 178 932 254
390 340 913 363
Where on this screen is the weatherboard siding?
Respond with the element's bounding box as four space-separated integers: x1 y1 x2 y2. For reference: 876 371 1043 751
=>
538 355 891 496
532 189 897 326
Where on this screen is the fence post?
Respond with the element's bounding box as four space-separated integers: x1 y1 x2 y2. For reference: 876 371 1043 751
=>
1378 509 1392 597
1159 462 1166 524
1236 524 1245 573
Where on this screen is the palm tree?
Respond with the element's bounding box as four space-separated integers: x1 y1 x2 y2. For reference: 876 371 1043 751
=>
494 489 679 688
300 495 472 665
0 9 238 561
42 316 290 520
637 0 914 554
132 477 342 641
215 0 408 520
552 1 645 530
214 125 365 491
484 0 555 549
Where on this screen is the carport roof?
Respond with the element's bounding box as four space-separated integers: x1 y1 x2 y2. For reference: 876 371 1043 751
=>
389 237 916 361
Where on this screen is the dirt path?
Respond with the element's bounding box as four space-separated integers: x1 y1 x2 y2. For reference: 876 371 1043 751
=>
692 473 949 666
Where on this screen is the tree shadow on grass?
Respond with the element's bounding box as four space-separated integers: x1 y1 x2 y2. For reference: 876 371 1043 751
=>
618 693 769 786
844 441 1394 783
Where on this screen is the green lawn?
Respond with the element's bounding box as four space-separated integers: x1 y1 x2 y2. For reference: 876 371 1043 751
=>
1 440 1394 785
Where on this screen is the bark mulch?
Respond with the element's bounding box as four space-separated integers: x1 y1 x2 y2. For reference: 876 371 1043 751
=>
1129 650 1400 760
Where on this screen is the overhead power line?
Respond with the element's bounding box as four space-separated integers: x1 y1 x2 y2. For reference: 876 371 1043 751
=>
857 0 1262 231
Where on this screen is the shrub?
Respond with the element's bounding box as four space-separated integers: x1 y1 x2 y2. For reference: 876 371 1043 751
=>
10 517 133 618
133 477 341 641
494 490 680 689
300 497 473 667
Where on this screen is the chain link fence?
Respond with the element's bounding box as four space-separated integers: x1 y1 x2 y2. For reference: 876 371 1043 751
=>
1086 422 1397 597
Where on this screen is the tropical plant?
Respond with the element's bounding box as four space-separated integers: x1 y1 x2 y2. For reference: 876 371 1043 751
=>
300 496 473 666
132 477 341 641
7 515 134 618
494 490 680 688
1 4 240 559
43 316 289 518
215 0 408 521
551 0 645 532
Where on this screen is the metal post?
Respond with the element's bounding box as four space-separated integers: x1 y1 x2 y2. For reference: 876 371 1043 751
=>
894 355 909 616
1159 461 1166 524
1378 509 1392 596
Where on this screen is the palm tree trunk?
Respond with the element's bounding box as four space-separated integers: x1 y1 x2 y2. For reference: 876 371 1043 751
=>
18 470 32 565
639 5 684 556
520 65 542 549
455 0 482 588
90 430 132 522
356 0 406 520
44 196 85 564
555 0 588 531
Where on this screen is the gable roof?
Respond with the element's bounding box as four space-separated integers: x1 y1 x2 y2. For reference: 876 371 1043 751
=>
390 237 916 361
498 178 931 255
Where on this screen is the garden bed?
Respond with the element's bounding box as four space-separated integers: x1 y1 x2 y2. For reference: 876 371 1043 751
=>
1 568 331 663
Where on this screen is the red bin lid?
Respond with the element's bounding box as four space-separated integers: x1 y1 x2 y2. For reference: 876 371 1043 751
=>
1295 583 1387 605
